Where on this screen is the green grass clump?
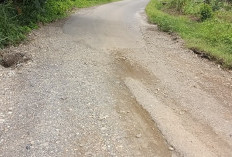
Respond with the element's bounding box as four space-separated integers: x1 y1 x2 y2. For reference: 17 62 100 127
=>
146 0 232 68
199 3 213 21
0 0 116 48
0 3 30 47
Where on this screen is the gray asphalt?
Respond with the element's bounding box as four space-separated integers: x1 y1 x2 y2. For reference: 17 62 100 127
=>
63 0 146 49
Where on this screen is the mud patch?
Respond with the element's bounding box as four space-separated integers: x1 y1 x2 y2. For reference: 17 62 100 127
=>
0 52 30 68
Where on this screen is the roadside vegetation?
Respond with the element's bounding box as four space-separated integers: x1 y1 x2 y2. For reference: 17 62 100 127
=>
146 0 232 68
0 0 115 48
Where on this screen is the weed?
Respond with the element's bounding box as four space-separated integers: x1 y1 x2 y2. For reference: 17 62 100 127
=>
146 0 232 68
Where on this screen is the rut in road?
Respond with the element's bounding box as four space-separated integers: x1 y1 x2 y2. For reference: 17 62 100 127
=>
1 0 232 156
114 47 232 156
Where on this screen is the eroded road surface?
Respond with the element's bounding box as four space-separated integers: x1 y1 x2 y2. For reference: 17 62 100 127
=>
1 0 232 156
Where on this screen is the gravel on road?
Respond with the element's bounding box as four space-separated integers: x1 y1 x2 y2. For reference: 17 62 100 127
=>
0 0 232 156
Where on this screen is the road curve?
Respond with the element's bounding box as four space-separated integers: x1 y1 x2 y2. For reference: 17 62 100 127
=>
63 0 148 49
1 0 232 156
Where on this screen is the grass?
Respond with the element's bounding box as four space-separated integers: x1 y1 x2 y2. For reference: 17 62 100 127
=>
0 0 118 49
146 0 232 68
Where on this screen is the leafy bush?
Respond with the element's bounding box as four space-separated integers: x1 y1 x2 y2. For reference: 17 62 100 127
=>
200 3 213 21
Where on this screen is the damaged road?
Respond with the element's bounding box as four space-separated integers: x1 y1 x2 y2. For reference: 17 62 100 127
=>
0 0 232 156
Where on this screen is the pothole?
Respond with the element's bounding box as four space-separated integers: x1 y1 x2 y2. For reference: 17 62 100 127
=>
0 52 30 68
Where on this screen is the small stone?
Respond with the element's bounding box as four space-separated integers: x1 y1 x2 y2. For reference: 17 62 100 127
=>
0 119 5 123
179 111 185 115
8 107 13 111
85 152 93 156
26 144 32 150
172 37 178 41
99 115 108 120
136 133 142 138
60 97 67 100
26 146 30 150
102 146 107 150
0 139 4 143
168 146 175 151
101 127 107 131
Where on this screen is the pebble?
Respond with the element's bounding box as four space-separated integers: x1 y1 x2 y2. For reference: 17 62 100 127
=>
99 115 108 120
136 133 142 138
168 146 175 151
101 127 107 131
26 145 30 150
179 111 185 115
102 146 107 150
0 119 5 123
26 143 32 150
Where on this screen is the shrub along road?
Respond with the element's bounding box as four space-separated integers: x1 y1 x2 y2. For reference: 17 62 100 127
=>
0 0 232 156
